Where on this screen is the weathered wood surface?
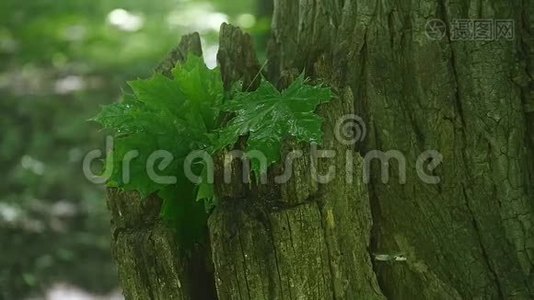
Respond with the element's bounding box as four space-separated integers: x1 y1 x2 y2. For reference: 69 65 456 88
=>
266 0 534 298
207 23 382 299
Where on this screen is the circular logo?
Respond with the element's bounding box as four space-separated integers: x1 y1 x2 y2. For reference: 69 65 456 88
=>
425 19 447 40
334 114 367 146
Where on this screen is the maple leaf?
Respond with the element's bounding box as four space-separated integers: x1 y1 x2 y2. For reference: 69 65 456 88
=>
216 75 333 176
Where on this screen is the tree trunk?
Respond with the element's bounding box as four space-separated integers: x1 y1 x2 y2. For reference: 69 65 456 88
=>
108 0 534 299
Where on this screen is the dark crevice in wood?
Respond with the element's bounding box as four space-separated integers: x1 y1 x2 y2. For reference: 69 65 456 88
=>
461 184 505 299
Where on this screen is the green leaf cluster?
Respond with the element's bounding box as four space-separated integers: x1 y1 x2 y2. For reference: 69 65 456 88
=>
92 55 332 245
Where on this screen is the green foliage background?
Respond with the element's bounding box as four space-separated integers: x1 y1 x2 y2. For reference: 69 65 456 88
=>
0 0 269 298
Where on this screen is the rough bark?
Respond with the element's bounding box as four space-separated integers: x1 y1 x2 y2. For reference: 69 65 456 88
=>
265 0 534 298
211 0 534 298
108 0 534 299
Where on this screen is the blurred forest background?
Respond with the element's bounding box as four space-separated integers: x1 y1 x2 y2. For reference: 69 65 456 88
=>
0 0 270 298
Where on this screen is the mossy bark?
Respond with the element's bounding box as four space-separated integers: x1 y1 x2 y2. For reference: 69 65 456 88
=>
260 0 533 298
108 0 534 299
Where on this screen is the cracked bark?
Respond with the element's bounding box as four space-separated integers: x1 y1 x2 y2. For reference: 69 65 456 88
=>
262 0 533 298
108 0 534 299
212 0 534 298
